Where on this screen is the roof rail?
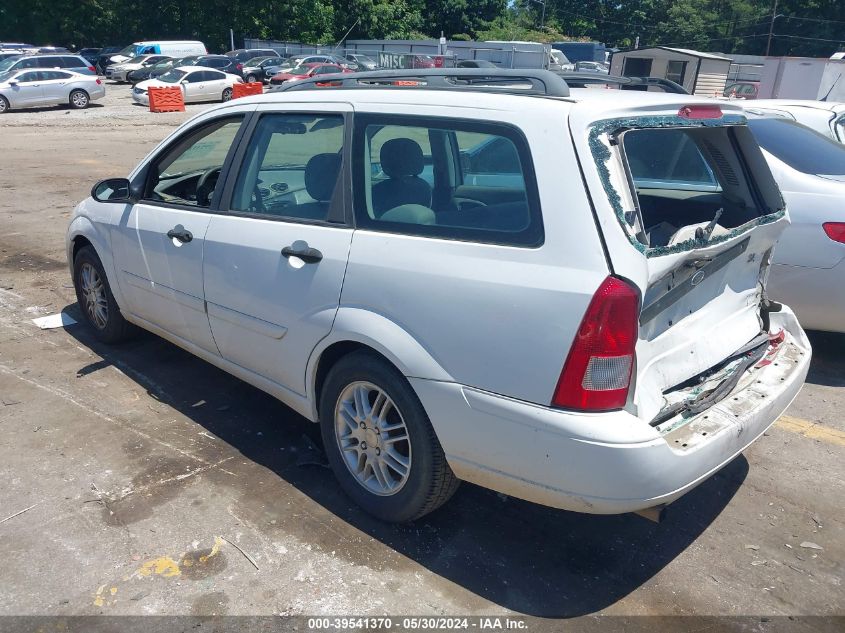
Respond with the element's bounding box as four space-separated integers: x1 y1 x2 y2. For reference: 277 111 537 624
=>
274 68 570 97
555 72 689 94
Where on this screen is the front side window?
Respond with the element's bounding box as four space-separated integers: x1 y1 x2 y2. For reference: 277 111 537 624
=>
354 116 542 246
230 114 345 221
145 116 244 208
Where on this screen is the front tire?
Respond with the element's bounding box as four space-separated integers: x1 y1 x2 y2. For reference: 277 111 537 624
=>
0 95 9 114
221 87 233 102
319 351 459 522
69 89 90 109
73 246 134 343
245 74 256 83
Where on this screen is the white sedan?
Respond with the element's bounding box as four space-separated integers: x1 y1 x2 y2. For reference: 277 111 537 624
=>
105 54 171 82
746 100 845 144
747 116 845 333
132 66 241 105
0 68 105 113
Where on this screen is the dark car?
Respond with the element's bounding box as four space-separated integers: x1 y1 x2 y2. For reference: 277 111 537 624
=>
77 48 101 65
127 55 199 84
225 48 280 65
95 46 123 74
195 54 242 77
240 56 280 83
345 53 378 70
456 59 498 68
0 52 20 62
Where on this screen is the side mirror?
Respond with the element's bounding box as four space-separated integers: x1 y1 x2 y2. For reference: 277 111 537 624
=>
181 80 189 85
8 80 17 86
91 178 134 203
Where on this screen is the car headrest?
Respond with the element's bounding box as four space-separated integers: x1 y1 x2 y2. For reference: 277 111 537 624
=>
305 153 341 202
380 138 424 178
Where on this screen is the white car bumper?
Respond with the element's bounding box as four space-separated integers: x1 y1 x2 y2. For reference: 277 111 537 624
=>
768 260 845 333
90 83 106 101
132 90 149 106
106 68 128 81
411 308 810 514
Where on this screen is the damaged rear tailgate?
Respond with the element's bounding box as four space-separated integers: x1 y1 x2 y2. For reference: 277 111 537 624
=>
569 96 794 423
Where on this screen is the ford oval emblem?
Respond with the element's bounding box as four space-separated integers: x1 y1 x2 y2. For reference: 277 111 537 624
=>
691 270 706 286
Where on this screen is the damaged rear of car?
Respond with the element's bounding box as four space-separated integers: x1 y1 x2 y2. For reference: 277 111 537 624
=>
556 96 811 514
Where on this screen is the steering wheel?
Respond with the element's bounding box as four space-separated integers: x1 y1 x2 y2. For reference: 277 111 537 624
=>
196 167 222 207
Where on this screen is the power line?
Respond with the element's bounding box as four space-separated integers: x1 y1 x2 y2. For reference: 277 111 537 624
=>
773 34 845 44
781 14 845 26
550 7 772 32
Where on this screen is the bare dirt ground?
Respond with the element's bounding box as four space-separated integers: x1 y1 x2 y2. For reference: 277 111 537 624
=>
0 86 843 626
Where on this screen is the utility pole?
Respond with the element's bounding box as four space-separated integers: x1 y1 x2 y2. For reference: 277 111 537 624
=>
766 0 779 56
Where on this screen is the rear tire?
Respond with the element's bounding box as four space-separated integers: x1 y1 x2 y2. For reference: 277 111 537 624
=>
245 74 256 83
221 87 233 102
69 89 90 109
73 246 135 343
319 351 459 522
0 95 9 113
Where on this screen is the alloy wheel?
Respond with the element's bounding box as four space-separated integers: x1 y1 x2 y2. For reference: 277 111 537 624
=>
79 262 108 329
334 381 412 496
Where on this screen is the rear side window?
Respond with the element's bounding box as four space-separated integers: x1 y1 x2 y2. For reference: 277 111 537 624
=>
353 115 542 246
748 118 845 176
61 56 82 67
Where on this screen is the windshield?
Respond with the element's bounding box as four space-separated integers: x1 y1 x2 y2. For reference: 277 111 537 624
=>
0 57 20 72
116 44 137 57
748 118 845 177
289 65 311 74
158 69 187 84
0 70 16 83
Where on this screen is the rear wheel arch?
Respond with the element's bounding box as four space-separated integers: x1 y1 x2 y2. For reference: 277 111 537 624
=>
313 341 404 419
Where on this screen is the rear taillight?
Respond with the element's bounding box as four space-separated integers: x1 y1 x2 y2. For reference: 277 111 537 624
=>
88 65 96 73
552 276 640 412
96 79 102 84
823 222 845 244
236 63 243 70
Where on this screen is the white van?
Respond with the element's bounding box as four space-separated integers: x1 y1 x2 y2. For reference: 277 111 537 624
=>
107 41 206 65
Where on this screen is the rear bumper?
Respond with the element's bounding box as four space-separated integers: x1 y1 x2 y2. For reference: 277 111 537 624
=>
411 308 810 514
768 261 845 333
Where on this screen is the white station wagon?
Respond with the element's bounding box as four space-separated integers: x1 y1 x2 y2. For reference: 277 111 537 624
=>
67 69 811 523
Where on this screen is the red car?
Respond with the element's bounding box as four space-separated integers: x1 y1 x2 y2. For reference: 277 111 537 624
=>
269 62 351 86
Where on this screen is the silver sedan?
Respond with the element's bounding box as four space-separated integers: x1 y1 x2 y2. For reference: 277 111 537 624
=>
0 68 106 113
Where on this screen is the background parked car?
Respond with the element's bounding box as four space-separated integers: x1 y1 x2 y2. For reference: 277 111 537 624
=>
574 60 609 73
723 81 760 99
77 48 101 65
240 57 278 83
746 115 845 332
277 54 356 72
94 46 123 74
0 54 96 76
746 100 845 143
268 62 351 86
106 54 171 82
345 53 378 70
195 54 243 77
132 67 241 105
0 68 104 113
456 59 498 68
126 56 199 84
0 52 20 62
225 48 280 64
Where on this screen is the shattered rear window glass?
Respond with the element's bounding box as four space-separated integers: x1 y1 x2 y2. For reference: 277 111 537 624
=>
622 126 763 249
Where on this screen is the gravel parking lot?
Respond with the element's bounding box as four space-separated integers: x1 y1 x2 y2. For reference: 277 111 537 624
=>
0 86 843 627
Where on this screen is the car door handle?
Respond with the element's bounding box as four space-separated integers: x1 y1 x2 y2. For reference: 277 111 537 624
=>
281 245 322 263
167 227 193 243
